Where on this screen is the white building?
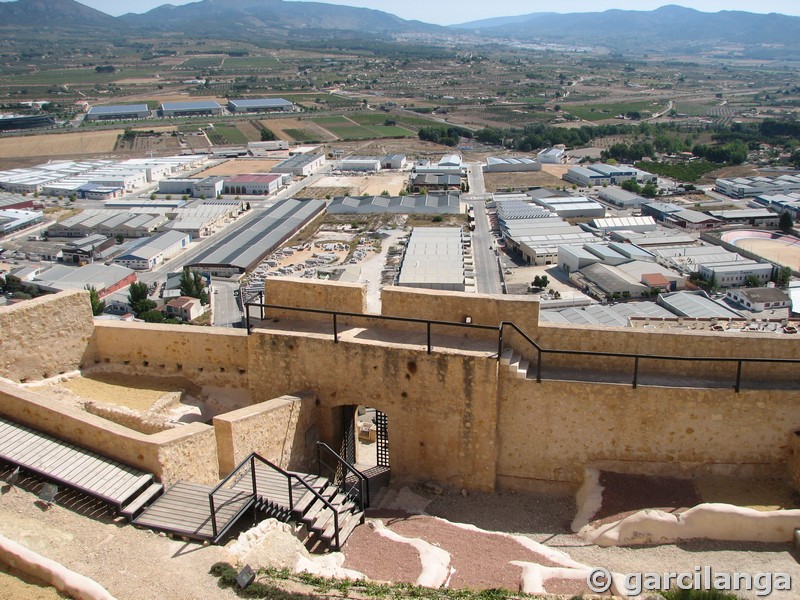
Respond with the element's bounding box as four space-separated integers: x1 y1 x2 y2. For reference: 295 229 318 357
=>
699 261 773 288
382 154 407 170
726 287 791 313
337 157 382 172
113 231 190 271
272 154 326 177
483 157 542 173
537 147 567 164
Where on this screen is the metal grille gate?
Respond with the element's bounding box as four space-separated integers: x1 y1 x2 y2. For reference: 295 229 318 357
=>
375 411 389 468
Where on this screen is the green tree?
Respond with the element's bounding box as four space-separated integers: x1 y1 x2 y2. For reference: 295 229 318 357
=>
115 234 124 245
776 266 792 288
744 275 762 288
179 270 209 305
140 310 165 323
779 211 794 233
128 281 155 316
85 285 105 316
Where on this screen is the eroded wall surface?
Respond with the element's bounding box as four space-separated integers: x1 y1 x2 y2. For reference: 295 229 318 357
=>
0 290 94 383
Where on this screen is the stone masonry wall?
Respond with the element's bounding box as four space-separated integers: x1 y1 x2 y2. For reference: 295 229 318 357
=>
214 392 318 475
0 290 94 383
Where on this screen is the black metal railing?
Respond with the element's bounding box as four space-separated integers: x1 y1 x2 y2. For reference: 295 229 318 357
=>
208 453 259 542
209 452 346 549
244 301 800 393
317 442 368 511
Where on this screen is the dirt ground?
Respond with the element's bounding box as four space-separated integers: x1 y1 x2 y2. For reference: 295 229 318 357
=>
733 237 800 271
0 130 122 159
262 118 338 142
52 373 187 412
311 173 408 196
484 170 566 192
0 562 65 600
191 159 281 177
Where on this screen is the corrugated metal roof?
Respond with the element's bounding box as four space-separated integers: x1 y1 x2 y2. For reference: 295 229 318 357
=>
161 101 222 111
87 104 149 115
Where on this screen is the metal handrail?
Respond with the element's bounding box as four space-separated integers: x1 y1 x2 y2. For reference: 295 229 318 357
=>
316 442 368 510
208 453 259 540
244 301 800 393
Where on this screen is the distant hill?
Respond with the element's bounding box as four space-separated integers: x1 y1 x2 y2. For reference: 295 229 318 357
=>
0 0 115 28
450 13 554 30
450 5 800 55
117 0 442 39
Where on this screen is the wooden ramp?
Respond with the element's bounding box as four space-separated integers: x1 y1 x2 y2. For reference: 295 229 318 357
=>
0 416 154 512
133 481 254 542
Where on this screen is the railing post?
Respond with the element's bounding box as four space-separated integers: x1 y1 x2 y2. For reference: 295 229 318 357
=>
497 326 503 361
287 476 293 512
334 512 340 551
260 291 264 321
209 495 217 540
250 455 257 498
427 322 432 354
536 348 542 383
317 443 322 477
245 304 251 334
333 313 338 343
735 360 743 393
632 356 639 389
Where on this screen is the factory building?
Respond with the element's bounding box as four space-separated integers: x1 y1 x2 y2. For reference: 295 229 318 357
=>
409 174 461 193
397 227 468 292
381 154 407 170
641 202 720 230
337 157 382 172
0 194 34 211
0 114 55 132
227 98 295 113
483 157 542 173
85 104 150 121
272 154 326 177
752 193 800 220
26 263 137 298
48 210 167 239
536 147 567 164
160 101 223 117
598 187 648 209
61 234 115 264
564 164 655 187
158 176 224 199
715 175 800 199
529 195 605 219
223 174 284 196
327 193 461 215
0 209 42 236
113 231 191 271
706 208 779 228
698 261 773 288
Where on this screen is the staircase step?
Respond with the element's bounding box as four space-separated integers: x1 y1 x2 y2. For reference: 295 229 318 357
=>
516 360 529 375
499 349 515 365
121 482 163 520
307 497 354 532
321 510 364 548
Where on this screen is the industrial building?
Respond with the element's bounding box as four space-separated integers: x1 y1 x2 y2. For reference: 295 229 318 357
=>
706 208 779 228
483 157 541 173
0 209 42 236
641 202 720 230
160 101 223 117
698 261 773 288
726 287 791 313
397 227 467 292
227 98 294 113
222 174 285 196
0 193 34 211
158 176 224 199
412 155 466 177
164 200 243 238
529 195 605 219
598 187 648 209
113 231 191 271
657 291 743 319
185 199 325 276
409 174 461 193
61 235 115 264
536 147 567 164
337 157 382 172
25 263 137 298
381 154 407 170
85 104 150 121
327 194 461 215
48 210 167 239
715 175 800 199
247 141 290 155
0 114 55 132
540 302 675 327
563 164 655 187
589 216 657 234
575 258 684 298
494 198 596 265
272 154 326 177
752 193 800 220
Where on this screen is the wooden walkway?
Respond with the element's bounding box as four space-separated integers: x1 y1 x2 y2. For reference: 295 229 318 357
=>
0 416 153 511
133 481 254 542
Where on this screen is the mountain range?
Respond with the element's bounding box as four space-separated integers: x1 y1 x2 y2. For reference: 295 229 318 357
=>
0 0 798 54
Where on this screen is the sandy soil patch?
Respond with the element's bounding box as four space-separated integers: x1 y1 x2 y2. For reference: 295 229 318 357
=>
733 238 800 271
115 78 162 85
0 131 122 159
262 119 338 142
192 159 280 177
0 562 65 600
311 174 407 196
484 170 565 192
56 373 189 412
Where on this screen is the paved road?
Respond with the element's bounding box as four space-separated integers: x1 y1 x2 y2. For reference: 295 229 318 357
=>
465 163 487 199
469 200 502 295
212 280 243 327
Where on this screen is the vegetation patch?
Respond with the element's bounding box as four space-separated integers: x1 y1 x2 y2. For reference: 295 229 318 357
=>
634 160 723 182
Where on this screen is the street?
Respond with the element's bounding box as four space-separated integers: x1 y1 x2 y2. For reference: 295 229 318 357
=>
468 200 502 295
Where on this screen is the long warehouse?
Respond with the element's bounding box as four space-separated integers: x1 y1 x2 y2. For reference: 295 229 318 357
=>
185 199 325 276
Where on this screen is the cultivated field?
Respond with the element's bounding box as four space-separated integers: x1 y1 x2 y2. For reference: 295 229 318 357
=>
263 118 338 142
0 130 123 159
192 159 281 177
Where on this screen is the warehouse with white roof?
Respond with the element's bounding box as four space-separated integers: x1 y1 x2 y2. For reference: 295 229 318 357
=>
483 156 541 173
227 98 295 113
113 230 190 270
86 104 150 121
397 227 467 292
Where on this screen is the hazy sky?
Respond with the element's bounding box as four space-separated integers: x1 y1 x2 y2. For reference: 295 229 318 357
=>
17 1 800 24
